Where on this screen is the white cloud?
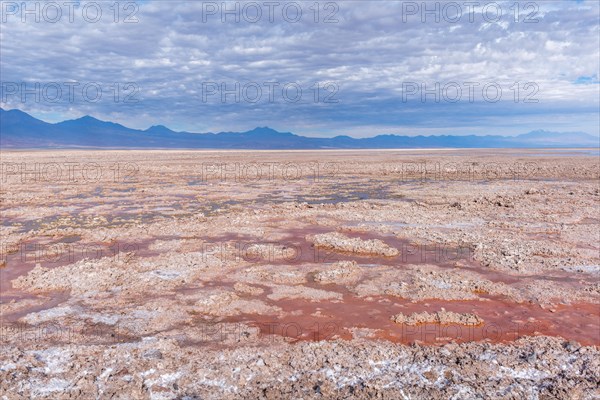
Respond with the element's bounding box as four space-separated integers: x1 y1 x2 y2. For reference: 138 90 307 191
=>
0 0 598 136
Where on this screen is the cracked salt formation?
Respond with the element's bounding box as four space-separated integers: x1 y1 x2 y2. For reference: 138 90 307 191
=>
390 310 484 326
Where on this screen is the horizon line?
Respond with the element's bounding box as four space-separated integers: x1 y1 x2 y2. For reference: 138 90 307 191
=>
2 107 597 140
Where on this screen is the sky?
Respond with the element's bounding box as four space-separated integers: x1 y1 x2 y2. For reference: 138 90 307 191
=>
1 0 599 137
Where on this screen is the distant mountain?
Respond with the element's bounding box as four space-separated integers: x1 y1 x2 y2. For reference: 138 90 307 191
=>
1 108 598 149
515 130 598 145
145 125 176 136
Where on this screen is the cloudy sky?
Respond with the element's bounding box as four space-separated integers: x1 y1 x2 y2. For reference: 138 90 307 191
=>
1 0 599 137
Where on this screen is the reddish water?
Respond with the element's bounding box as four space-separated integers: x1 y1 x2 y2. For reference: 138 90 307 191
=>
217 283 600 346
185 227 600 346
0 235 161 323
2 224 598 347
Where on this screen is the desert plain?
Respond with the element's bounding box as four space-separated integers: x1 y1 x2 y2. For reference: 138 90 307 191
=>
0 149 599 399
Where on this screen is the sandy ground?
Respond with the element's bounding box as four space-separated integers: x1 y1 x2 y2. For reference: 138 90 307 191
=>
0 149 599 399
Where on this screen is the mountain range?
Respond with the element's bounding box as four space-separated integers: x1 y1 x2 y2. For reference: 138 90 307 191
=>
1 108 598 149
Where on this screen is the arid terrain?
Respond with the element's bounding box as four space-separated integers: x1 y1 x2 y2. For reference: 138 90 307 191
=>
1 149 599 399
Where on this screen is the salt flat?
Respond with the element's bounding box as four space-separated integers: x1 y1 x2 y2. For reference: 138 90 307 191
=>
1 149 599 398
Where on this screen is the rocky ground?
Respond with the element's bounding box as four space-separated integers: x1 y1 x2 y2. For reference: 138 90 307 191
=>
1 149 599 399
